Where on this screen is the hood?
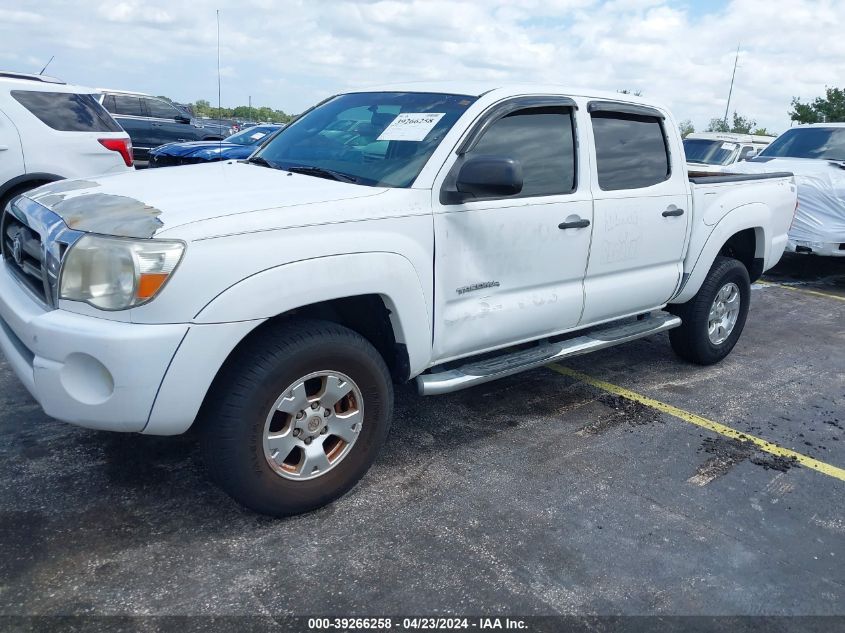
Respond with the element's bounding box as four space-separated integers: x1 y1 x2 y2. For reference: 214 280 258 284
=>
24 162 389 239
150 141 256 161
151 141 241 157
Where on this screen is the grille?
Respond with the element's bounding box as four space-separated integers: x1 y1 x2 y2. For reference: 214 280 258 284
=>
1 207 49 303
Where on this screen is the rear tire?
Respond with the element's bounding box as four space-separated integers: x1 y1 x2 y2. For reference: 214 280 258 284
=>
668 256 750 365
199 319 393 517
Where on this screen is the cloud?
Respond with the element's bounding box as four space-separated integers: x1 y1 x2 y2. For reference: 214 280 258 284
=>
0 0 842 133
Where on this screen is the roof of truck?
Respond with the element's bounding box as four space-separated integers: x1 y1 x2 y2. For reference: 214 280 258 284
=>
345 81 662 106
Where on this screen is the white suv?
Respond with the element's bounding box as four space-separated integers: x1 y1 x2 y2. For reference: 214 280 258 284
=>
0 71 133 211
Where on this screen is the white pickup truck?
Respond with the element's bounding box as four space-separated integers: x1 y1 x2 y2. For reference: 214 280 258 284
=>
0 84 797 516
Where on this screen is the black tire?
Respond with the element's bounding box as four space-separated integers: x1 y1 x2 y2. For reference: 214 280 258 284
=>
199 319 393 517
667 256 751 365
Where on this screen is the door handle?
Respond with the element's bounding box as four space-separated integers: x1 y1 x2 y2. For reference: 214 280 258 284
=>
662 208 684 217
0 145 8 151
558 218 590 230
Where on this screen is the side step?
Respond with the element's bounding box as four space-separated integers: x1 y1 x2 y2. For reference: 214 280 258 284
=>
417 312 681 395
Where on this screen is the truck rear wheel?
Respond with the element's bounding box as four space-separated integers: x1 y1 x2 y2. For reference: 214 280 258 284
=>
200 319 393 517
668 256 751 365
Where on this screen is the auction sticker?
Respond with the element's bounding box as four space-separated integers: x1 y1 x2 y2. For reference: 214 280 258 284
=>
378 113 445 141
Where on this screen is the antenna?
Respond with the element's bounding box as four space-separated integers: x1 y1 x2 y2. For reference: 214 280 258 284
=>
38 55 54 75
216 10 222 120
723 43 740 126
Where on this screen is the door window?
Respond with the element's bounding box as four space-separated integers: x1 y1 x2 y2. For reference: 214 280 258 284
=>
145 98 181 120
466 107 576 197
591 113 670 190
111 95 144 117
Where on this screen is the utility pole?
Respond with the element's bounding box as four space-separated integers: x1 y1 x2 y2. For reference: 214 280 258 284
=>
723 43 740 127
249 95 252 122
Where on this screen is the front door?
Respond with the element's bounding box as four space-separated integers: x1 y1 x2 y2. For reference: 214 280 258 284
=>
431 100 593 362
581 104 690 324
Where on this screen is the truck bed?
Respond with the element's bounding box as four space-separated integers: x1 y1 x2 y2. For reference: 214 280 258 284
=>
688 171 793 184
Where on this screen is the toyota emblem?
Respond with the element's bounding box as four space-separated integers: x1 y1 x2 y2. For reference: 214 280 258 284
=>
11 232 23 266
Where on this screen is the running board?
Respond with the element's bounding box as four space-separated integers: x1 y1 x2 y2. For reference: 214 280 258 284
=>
417 313 681 396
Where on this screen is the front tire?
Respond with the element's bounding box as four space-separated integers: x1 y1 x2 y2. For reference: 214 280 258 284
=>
200 319 393 517
668 256 751 365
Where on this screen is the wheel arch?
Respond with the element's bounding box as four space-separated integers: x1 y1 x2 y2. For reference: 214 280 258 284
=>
144 253 432 436
0 173 63 209
672 203 771 304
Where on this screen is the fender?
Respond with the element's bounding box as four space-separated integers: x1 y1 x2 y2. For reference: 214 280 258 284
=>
194 251 433 376
672 203 769 304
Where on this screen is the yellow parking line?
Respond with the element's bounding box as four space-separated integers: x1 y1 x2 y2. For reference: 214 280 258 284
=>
756 280 845 303
547 364 845 483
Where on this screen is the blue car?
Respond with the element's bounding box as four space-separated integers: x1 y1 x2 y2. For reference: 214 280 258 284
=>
148 124 284 168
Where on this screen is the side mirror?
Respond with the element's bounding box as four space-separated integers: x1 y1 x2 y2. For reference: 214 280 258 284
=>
454 155 523 200
739 148 758 161
175 114 191 124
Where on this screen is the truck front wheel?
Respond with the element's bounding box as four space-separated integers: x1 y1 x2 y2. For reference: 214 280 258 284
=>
200 319 393 517
667 256 751 365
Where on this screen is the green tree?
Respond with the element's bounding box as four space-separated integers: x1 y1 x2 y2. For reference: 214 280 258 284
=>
705 112 757 134
678 119 695 138
790 86 845 123
751 126 773 136
729 112 755 134
705 117 730 133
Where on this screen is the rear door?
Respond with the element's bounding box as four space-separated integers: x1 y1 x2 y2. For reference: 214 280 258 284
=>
431 98 593 361
0 106 24 200
104 93 150 160
581 102 690 324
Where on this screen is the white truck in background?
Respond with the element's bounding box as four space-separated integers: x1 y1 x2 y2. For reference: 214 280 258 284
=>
684 132 775 174
737 123 845 257
0 84 797 516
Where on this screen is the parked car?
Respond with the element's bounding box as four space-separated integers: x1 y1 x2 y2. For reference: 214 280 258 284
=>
684 132 775 174
97 90 231 166
149 124 284 167
737 123 845 256
0 84 796 516
0 71 132 212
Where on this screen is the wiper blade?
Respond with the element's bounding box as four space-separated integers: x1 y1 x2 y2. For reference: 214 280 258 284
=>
245 155 280 169
284 165 358 183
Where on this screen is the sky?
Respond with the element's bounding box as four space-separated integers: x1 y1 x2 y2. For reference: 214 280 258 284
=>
0 0 842 133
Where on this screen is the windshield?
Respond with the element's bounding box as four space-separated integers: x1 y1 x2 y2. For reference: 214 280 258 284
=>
759 127 845 161
253 91 477 187
227 125 280 145
683 139 739 166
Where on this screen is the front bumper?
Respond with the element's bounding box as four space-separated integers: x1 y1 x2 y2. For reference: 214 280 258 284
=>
0 259 188 432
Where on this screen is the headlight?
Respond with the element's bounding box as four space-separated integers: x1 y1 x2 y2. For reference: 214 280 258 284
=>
60 235 185 310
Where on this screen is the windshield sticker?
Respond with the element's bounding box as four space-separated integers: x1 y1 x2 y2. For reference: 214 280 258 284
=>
721 142 737 151
377 113 445 142
250 132 267 140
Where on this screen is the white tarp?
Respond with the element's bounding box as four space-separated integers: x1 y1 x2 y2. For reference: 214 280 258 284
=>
732 158 845 247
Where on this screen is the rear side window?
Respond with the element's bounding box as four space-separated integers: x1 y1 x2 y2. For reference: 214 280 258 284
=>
467 107 576 197
110 95 144 117
591 113 670 190
11 90 122 132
